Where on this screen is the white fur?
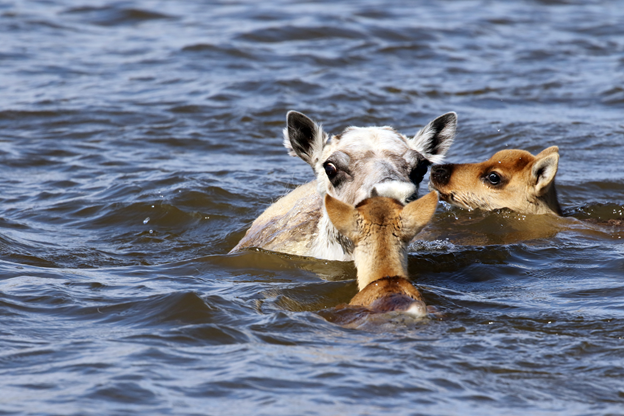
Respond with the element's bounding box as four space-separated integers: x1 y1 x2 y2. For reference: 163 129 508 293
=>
231 112 458 261
309 215 353 261
372 181 417 202
411 113 457 164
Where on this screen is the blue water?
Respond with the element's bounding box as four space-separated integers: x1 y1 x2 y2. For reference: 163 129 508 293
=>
1 1 623 415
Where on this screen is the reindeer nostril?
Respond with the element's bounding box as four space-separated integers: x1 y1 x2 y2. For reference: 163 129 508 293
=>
431 164 453 186
405 191 418 203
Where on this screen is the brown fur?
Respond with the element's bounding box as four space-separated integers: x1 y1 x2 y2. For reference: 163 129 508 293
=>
429 146 562 215
325 192 438 316
349 276 425 313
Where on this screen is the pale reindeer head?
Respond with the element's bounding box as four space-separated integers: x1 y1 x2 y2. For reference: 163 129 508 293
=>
283 111 457 206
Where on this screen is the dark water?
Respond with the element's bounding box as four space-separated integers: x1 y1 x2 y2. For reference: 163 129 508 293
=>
1 1 624 414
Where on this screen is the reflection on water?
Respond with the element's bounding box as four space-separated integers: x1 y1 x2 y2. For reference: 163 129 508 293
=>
1 0 624 414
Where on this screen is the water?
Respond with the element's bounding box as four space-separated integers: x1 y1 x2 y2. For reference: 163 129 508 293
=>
1 0 623 414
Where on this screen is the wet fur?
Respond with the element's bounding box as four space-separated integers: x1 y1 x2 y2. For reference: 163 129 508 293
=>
350 276 425 313
231 111 456 260
325 192 438 316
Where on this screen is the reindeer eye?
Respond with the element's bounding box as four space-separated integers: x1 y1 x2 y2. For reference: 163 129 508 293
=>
324 162 338 179
487 172 501 185
409 162 429 185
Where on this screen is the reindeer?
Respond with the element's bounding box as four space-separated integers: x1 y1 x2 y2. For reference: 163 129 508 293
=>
230 111 457 261
429 147 562 215
323 192 439 318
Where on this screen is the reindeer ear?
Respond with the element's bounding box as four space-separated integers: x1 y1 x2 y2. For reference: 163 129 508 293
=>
531 149 559 197
324 194 359 242
283 111 327 167
410 112 457 164
535 145 559 158
399 191 438 241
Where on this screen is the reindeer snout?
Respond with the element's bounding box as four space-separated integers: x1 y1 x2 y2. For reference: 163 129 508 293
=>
431 164 454 186
371 181 417 203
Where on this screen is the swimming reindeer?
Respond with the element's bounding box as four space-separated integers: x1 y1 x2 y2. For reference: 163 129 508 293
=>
324 191 439 317
429 146 562 215
230 111 457 260
428 147 624 233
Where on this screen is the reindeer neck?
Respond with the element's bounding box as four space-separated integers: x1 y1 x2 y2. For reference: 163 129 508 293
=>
353 238 408 291
309 212 354 261
540 182 563 216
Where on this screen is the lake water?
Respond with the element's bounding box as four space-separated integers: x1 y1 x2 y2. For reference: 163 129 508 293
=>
1 1 624 415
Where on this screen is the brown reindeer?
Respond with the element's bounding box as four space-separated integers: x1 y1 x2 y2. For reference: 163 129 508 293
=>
324 192 438 317
429 146 562 215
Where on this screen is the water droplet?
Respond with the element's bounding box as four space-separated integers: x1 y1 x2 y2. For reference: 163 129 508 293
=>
149 229 153 234
143 217 150 224
205 216 210 220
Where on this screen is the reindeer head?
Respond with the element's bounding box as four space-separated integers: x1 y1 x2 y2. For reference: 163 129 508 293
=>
283 111 456 206
429 146 562 215
324 192 439 290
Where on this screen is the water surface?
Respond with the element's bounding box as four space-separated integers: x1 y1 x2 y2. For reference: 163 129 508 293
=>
1 1 624 415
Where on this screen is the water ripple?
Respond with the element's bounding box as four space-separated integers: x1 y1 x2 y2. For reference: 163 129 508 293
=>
1 0 624 414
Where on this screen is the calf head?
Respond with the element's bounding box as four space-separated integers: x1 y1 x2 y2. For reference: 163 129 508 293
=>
284 111 457 206
429 146 561 215
324 192 439 290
